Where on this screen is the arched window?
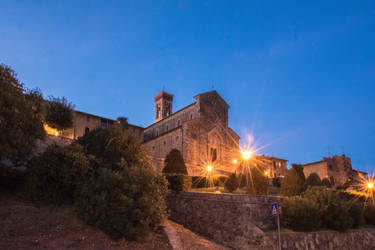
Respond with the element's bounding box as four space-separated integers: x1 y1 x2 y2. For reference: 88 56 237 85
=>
85 127 90 134
190 113 194 120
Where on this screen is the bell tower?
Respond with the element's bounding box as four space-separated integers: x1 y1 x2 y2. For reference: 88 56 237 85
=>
154 91 174 123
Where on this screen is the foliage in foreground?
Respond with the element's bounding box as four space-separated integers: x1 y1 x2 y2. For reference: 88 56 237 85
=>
281 196 321 231
76 166 167 240
27 144 91 204
0 65 45 166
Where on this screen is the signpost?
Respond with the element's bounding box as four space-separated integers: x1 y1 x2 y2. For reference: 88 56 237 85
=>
271 202 281 250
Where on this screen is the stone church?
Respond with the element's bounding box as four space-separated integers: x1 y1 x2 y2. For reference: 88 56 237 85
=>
44 90 289 177
142 91 240 175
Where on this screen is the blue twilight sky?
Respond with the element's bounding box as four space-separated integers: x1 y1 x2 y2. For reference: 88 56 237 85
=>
1 1 375 172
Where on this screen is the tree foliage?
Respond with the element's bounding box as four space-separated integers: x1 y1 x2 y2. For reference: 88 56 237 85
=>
248 168 269 195
305 173 323 187
45 96 74 131
162 149 188 175
0 65 45 166
292 164 306 183
224 173 239 193
322 178 332 188
27 143 91 204
281 168 305 196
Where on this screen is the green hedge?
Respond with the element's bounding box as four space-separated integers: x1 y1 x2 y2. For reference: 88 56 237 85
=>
164 174 191 192
76 167 167 240
191 176 207 188
281 196 321 231
0 163 26 190
224 174 239 193
26 144 91 204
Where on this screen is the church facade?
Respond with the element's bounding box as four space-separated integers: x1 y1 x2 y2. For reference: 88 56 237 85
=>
142 91 240 175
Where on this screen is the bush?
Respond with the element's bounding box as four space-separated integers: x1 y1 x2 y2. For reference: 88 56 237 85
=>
303 187 353 232
76 166 167 240
214 176 227 187
0 163 26 190
292 164 306 183
248 169 268 195
305 173 322 187
26 144 91 204
164 174 191 192
224 174 239 193
272 177 282 187
281 196 321 231
322 178 332 188
281 168 305 196
365 202 375 225
162 149 187 175
191 176 208 188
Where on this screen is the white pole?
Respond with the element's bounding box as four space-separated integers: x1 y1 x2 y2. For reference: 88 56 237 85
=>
277 209 281 250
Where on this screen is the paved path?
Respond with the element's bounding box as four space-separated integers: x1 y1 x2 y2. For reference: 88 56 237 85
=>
164 220 229 250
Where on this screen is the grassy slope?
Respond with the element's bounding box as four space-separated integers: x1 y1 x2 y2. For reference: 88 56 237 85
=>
0 191 172 250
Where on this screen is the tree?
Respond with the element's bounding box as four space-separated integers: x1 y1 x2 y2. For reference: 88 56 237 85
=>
248 168 269 195
162 149 188 175
281 168 305 196
292 164 306 183
305 173 323 187
225 173 239 193
45 96 74 131
322 178 332 188
0 65 45 166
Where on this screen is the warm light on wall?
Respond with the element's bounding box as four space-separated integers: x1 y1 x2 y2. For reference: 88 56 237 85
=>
206 165 213 172
233 159 238 164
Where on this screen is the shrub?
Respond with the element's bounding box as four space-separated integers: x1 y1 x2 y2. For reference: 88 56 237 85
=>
162 149 187 175
305 173 322 187
281 168 305 196
77 124 149 169
248 169 268 195
225 174 239 193
292 164 306 183
272 177 282 187
76 166 167 240
281 196 321 231
303 187 353 232
214 176 227 187
0 163 26 190
164 174 191 192
191 176 208 188
365 202 375 225
322 178 332 188
26 144 91 204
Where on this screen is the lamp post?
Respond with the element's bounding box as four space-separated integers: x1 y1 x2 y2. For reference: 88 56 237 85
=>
241 148 253 194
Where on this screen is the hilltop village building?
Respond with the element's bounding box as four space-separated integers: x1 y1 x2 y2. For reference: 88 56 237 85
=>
44 90 287 176
303 155 367 187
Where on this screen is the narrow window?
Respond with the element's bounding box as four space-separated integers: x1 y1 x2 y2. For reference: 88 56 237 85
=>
177 119 181 126
85 127 90 134
190 113 194 120
86 116 90 122
166 125 169 132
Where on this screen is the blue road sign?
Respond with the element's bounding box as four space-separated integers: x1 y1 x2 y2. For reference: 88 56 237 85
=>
271 202 278 216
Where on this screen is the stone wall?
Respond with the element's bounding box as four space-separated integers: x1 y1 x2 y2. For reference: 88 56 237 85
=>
262 229 375 250
166 192 280 249
167 192 375 250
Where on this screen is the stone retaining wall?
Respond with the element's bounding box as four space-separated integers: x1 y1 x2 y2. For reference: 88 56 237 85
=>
167 192 375 249
166 192 280 249
262 229 375 250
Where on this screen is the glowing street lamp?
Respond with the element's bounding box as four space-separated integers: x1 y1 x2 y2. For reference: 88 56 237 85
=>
368 182 374 189
242 149 252 160
206 165 213 172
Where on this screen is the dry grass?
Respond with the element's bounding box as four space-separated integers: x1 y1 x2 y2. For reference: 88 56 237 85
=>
0 191 172 250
